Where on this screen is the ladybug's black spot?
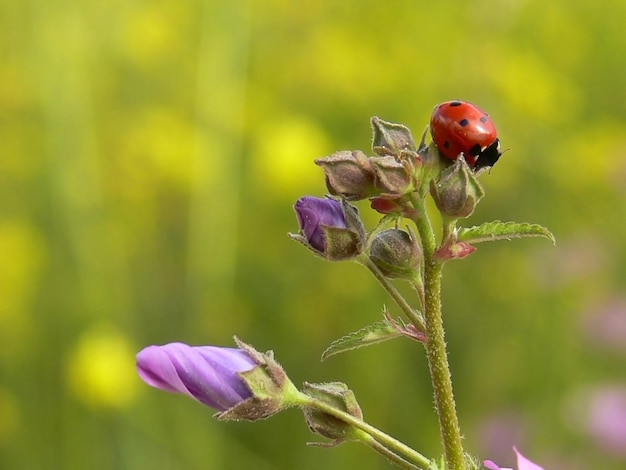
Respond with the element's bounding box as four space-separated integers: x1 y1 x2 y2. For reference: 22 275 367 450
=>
449 101 462 107
443 141 450 149
458 119 469 127
479 116 488 123
468 143 482 156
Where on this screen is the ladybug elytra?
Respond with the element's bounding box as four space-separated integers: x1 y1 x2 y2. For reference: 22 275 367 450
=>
429 100 502 170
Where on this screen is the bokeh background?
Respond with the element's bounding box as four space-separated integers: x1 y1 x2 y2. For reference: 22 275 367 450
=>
2 0 626 469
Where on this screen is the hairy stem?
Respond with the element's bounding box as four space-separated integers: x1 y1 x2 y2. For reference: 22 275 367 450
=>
360 432 422 470
411 194 466 470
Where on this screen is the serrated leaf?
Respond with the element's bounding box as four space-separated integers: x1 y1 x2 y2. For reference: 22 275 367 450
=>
321 320 401 361
457 220 555 245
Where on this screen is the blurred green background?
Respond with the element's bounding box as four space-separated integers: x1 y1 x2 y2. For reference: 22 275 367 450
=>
2 0 626 468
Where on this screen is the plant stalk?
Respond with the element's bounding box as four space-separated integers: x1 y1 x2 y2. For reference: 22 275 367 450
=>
411 194 466 470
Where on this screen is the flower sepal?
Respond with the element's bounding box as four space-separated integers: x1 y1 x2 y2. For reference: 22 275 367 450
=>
217 338 302 421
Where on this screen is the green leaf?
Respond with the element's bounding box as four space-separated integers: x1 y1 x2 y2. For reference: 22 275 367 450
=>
321 320 401 361
457 220 555 245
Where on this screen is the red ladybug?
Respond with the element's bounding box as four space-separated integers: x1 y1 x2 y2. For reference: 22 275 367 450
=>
430 100 502 170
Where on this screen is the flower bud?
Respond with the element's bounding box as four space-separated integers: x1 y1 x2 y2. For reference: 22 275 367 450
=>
136 343 255 411
290 196 365 261
369 154 416 195
302 381 362 442
430 156 484 218
369 196 417 218
371 116 417 156
315 150 377 200
369 228 421 279
136 339 299 421
433 239 477 262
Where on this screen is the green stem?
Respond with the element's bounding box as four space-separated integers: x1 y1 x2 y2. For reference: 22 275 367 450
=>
298 393 431 469
441 217 457 244
422 260 464 469
358 432 422 470
411 195 466 470
359 255 426 332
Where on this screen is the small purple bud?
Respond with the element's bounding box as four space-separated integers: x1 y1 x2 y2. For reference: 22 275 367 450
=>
294 196 347 252
136 343 256 411
291 196 365 260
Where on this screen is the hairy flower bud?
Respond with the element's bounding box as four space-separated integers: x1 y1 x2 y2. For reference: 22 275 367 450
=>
136 343 255 411
369 228 421 279
302 381 362 443
430 156 484 218
315 150 377 200
369 154 415 195
371 116 417 156
290 196 365 261
136 339 299 421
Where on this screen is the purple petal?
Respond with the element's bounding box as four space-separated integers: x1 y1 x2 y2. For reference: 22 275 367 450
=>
513 447 544 470
294 196 346 252
137 343 256 411
484 447 542 470
585 386 626 455
483 460 506 470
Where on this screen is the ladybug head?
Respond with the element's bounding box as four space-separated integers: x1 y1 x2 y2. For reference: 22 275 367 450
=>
473 139 502 171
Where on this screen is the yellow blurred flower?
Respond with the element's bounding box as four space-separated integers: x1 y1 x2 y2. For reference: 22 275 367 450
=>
251 115 330 196
66 326 138 410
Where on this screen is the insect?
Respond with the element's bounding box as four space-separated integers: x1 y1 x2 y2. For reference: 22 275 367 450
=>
430 100 502 170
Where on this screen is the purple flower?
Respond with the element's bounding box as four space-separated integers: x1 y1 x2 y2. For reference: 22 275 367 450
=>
580 297 626 352
484 447 544 470
136 342 256 411
584 385 626 457
294 196 347 253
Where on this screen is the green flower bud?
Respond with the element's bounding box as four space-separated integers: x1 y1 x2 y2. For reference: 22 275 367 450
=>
370 116 417 156
369 228 421 279
302 381 362 443
430 156 485 218
369 154 416 195
315 150 378 200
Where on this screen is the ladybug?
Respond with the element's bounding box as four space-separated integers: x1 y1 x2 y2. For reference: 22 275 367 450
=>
430 100 502 170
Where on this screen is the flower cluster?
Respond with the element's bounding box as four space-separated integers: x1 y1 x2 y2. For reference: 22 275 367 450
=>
136 104 554 470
